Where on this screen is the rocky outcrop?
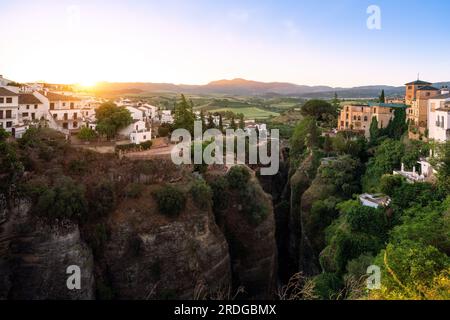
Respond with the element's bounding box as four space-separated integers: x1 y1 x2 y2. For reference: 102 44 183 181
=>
209 172 278 299
289 153 321 276
102 195 232 300
0 200 95 300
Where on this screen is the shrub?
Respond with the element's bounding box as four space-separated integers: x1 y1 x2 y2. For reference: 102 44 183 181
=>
209 176 229 211
140 140 152 150
240 183 269 225
124 182 144 198
88 180 117 218
34 176 87 221
312 272 343 300
78 127 97 141
158 126 170 137
227 165 250 188
154 185 186 217
190 179 213 209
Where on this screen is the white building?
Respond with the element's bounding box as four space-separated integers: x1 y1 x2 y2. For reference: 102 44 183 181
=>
0 87 20 135
0 75 13 87
427 87 450 142
160 110 174 124
359 193 391 209
18 92 48 123
43 91 84 133
119 119 152 144
126 106 146 122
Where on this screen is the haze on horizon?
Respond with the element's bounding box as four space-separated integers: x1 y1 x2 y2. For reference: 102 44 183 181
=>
1 0 450 87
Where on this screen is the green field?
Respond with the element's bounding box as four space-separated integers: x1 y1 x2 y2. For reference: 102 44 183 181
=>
207 107 279 120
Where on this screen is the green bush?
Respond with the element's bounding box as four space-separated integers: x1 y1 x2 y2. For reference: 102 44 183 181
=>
209 176 229 211
312 272 343 300
154 185 186 217
227 165 251 188
34 176 87 221
140 140 153 150
240 183 269 225
78 127 97 141
190 179 212 209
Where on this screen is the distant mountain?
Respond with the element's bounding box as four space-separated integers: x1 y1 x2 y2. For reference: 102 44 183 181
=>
93 78 450 99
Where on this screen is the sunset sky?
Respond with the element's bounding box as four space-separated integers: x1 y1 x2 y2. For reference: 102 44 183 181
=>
1 0 450 87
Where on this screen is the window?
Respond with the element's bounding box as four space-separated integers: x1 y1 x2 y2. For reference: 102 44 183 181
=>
64 113 68 120
353 116 356 120
70 102 74 109
26 105 30 110
6 98 12 103
62 102 66 107
340 121 344 127
0 110 3 119
63 123 68 129
408 86 412 90
50 103 55 110
53 114 57 119
373 108 377 113
31 113 35 120
346 113 349 119
143 135 146 139
442 116 445 128
6 110 12 118
74 112 77 119
364 116 368 122
34 105 38 109
6 121 12 128
0 98 4 103
22 113 29 117
73 121 78 128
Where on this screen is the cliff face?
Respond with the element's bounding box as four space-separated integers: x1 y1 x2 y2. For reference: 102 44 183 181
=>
289 153 321 276
0 200 95 300
208 171 278 299
102 196 232 300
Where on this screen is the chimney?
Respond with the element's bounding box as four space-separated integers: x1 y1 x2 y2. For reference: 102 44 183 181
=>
441 85 449 95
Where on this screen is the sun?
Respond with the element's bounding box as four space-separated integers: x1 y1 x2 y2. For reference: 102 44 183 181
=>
78 80 98 88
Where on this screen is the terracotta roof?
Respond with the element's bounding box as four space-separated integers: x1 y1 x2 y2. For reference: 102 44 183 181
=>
41 91 81 102
19 94 42 105
0 87 19 97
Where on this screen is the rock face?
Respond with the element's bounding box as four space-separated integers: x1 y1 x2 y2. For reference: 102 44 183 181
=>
0 200 95 299
210 173 278 299
289 153 321 276
102 196 232 300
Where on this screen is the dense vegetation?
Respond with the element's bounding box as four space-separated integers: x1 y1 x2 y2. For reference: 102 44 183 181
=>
287 98 450 300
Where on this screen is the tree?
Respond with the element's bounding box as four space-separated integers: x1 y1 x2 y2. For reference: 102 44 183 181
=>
237 113 245 129
200 110 206 128
96 102 133 140
379 89 385 103
382 108 407 140
434 141 450 195
331 92 341 112
77 127 97 141
207 113 215 129
301 99 337 124
290 116 320 164
369 116 380 143
173 94 195 135
230 117 237 130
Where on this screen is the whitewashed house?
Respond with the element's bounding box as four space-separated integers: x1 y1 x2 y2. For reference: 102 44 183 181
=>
359 193 391 208
119 119 152 144
427 87 450 142
18 92 48 123
160 110 174 124
0 87 20 136
43 91 84 133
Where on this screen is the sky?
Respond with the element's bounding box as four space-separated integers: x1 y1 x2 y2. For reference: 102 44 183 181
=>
1 0 450 87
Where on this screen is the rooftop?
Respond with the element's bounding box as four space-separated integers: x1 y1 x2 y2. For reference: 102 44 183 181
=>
0 87 19 97
405 80 432 86
416 85 439 91
19 94 42 105
40 91 81 102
